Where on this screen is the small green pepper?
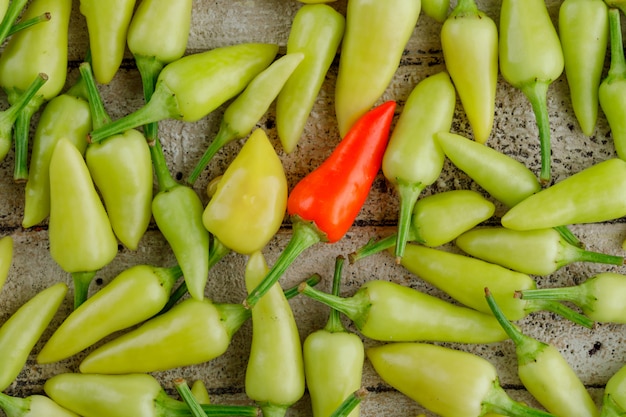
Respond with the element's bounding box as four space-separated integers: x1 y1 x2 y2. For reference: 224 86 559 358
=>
275 4 345 153
190 380 211 405
303 256 364 417
0 392 80 417
349 189 495 262
559 0 608 136
422 0 449 22
499 0 564 183
456 227 624 276
202 128 288 255
334 0 420 137
37 263 182 364
520 272 626 324
245 252 305 417
600 362 626 416
79 0 136 84
367 342 557 417
486 288 599 417
382 71 456 262
188 53 304 184
299 279 509 344
399 243 593 327
0 235 12 293
441 0 498 144
0 282 67 391
48 138 118 309
88 43 279 143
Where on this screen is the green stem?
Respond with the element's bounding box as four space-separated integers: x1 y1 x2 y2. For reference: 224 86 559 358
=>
244 219 323 309
0 392 29 417
450 0 479 17
71 270 98 310
394 181 424 263
564 243 624 267
485 288 527 346
8 12 50 36
329 389 366 417
520 80 551 184
283 273 320 300
519 286 591 306
0 0 28 45
258 403 288 417
483 382 556 417
135 54 165 143
214 303 252 338
150 137 178 192
155 389 260 417
524 298 594 329
553 225 583 248
187 122 237 185
601 394 625 417
298 282 370 330
324 256 348 333
78 62 112 129
174 379 208 417
608 8 626 79
348 229 419 264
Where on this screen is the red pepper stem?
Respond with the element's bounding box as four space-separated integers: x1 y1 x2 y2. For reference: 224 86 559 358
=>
150 138 178 192
324 256 348 333
187 121 237 185
0 0 28 44
394 181 424 263
329 389 366 417
71 270 98 310
134 54 165 143
78 62 112 129
8 12 50 37
298 282 370 330
244 220 323 309
608 8 626 79
0 392 29 417
520 80 551 184
482 382 556 417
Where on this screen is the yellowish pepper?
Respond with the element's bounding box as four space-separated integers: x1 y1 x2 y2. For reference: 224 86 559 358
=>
0 235 12 293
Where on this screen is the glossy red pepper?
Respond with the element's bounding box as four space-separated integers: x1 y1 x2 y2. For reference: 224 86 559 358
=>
244 101 396 308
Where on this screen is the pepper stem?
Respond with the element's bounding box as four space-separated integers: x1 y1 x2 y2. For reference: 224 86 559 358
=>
348 229 419 264
78 62 112 129
258 403 288 417
484 287 528 346
187 121 238 185
0 0 28 45
134 53 165 143
150 137 178 192
562 240 624 267
449 0 479 18
482 381 556 417
601 393 625 417
520 80 551 184
214 303 252 338
553 225 583 248
607 8 626 79
8 12 50 36
518 285 593 309
72 270 98 309
298 282 370 330
174 379 209 417
329 389 366 417
155 388 260 417
0 392 29 417
12 99 44 181
244 219 323 309
394 180 424 263
523 298 594 329
324 256 348 333
283 273 320 300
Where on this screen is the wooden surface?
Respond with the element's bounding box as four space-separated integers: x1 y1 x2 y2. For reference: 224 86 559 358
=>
2 0 626 415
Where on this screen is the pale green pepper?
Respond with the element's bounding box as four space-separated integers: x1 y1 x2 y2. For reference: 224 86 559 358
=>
202 128 288 256
601 362 626 416
422 0 449 22
245 252 305 417
0 393 80 417
0 235 12 293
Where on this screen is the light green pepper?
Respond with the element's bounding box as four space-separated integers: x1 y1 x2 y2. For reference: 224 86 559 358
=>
0 393 80 417
601 362 626 416
0 235 12 293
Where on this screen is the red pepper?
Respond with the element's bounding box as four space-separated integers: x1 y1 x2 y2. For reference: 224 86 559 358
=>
244 101 396 308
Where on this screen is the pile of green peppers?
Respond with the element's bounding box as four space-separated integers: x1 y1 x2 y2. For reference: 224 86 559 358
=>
3 0 626 416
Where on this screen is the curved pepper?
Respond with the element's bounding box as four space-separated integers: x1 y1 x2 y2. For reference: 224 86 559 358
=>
48 138 118 309
0 0 71 180
0 393 79 417
599 8 626 160
456 227 624 276
0 282 67 391
244 101 395 309
382 71 456 261
188 52 304 183
367 342 557 417
441 0 498 144
22 92 92 228
0 235 12 293
399 243 593 327
299 279 509 343
79 0 136 84
275 4 345 153
334 0 419 137
303 256 364 417
78 297 250 374
501 158 626 231
486 289 599 417
37 263 182 364
559 0 608 136
245 252 305 417
88 43 279 143
499 0 564 183
202 128 288 255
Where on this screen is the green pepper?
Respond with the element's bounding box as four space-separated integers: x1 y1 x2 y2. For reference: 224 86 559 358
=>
44 373 259 417
88 43 279 143
367 342 557 417
422 0 449 22
80 62 153 251
275 4 345 153
0 282 67 391
48 138 118 309
303 256 364 417
499 0 564 183
190 380 211 405
245 252 305 417
382 71 456 262
78 296 250 374
202 128 288 255
22 92 92 229
501 158 626 231
0 393 80 417
559 0 608 136
37 263 182 364
0 0 71 181
334 0 420 137
298 279 509 344
399 243 593 327
599 8 626 160
349 189 495 262
520 272 626 324
455 227 624 276
0 235 12 293
600 362 626 416
485 288 599 417
188 52 304 183
79 0 136 84
441 0 497 144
